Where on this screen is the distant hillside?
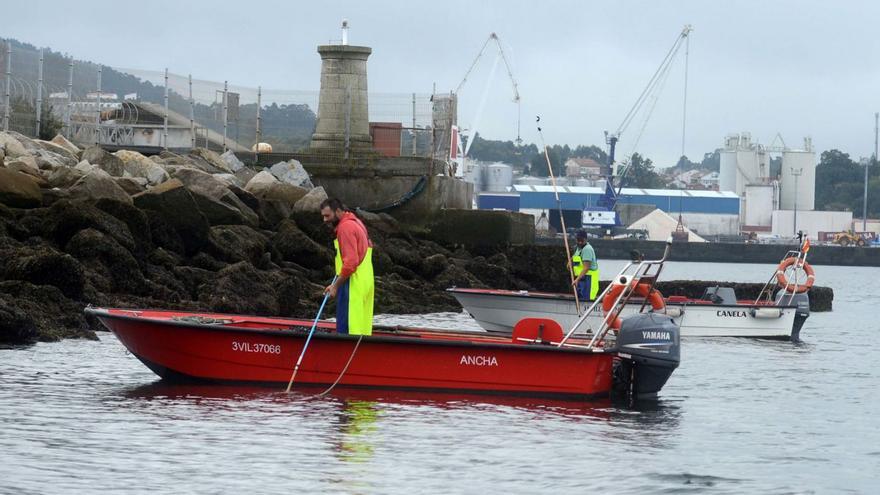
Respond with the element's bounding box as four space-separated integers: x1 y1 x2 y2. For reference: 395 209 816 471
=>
0 38 316 150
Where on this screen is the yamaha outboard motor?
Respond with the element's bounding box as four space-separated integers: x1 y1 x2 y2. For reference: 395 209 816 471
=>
613 313 680 400
775 290 810 342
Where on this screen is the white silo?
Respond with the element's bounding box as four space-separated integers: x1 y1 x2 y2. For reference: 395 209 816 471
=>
780 142 815 211
744 184 775 227
463 160 484 192
719 138 738 193
485 163 513 193
719 132 769 196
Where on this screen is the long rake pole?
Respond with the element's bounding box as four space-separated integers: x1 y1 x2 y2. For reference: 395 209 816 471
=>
537 116 582 315
286 276 337 392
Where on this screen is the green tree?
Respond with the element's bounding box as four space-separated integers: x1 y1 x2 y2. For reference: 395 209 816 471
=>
468 133 538 167
673 155 699 171
623 153 664 188
700 149 721 172
815 149 861 211
529 146 563 178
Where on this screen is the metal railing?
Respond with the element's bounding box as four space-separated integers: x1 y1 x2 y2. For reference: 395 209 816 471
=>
0 39 447 162
559 238 673 348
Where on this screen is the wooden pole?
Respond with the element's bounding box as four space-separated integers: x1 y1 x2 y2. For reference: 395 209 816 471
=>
537 117 581 314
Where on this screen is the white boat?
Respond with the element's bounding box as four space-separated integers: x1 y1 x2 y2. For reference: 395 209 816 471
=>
450 241 814 342
448 287 808 340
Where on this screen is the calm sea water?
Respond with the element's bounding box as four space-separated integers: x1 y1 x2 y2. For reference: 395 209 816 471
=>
1 261 878 494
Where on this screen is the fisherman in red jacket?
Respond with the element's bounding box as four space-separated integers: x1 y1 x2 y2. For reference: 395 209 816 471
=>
320 198 375 336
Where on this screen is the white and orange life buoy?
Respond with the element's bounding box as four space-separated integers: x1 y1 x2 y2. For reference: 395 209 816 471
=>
775 257 815 293
601 280 666 330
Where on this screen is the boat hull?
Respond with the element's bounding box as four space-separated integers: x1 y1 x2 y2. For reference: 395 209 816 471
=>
449 289 799 339
89 308 616 399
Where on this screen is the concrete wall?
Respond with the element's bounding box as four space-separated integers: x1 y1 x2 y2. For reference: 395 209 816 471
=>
298 155 471 221
426 209 535 246
536 237 880 267
772 210 852 239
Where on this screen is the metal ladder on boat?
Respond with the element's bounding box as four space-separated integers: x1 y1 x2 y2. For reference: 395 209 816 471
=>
754 237 810 306
558 239 673 349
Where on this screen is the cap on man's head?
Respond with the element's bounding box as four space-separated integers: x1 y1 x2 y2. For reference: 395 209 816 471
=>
576 230 587 240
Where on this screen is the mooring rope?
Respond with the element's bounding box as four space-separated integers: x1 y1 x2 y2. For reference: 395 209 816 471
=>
362 176 427 213
316 335 363 397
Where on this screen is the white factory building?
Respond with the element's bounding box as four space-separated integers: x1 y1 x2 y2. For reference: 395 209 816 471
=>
720 133 851 240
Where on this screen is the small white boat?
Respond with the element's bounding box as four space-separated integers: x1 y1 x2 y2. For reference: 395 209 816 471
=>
448 287 808 340
450 243 814 342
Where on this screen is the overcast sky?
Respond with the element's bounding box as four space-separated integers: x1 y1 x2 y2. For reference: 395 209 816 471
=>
5 0 880 166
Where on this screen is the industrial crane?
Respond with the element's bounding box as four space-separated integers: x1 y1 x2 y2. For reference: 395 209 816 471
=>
606 24 693 192
591 25 693 223
586 25 693 231
455 32 522 156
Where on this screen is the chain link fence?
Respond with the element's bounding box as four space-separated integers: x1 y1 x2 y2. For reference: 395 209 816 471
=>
1 39 444 162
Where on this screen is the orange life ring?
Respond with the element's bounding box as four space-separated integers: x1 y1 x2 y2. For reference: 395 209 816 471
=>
775 257 815 293
601 281 666 329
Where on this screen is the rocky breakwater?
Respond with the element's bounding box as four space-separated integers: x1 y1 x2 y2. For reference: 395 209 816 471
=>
0 132 521 345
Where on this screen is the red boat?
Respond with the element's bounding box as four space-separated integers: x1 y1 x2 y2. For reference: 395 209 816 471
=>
85 306 681 401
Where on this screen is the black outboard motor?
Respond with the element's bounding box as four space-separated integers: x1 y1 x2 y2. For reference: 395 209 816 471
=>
613 313 680 400
775 290 810 342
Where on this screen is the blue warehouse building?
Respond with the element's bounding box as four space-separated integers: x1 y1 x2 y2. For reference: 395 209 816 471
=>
478 185 741 236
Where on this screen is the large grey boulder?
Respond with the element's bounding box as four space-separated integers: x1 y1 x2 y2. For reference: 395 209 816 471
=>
170 167 229 197
271 219 332 270
292 186 328 212
34 139 78 163
257 183 309 206
50 134 81 157
243 169 308 207
4 161 46 188
113 177 148 196
34 149 74 170
220 150 245 172
157 150 190 166
4 131 40 153
168 168 258 227
211 173 241 188
133 179 210 254
74 160 94 173
188 147 232 173
0 168 43 208
244 170 279 194
47 167 87 189
0 132 29 159
269 159 313 189
234 166 257 186
114 150 169 185
5 155 38 172
81 146 125 177
68 169 132 204
205 225 270 266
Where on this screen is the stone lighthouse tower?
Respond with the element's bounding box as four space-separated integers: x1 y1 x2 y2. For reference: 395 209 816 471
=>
310 20 372 152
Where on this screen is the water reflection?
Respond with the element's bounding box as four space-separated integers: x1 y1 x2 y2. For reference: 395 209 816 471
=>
334 399 379 463
118 380 682 428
